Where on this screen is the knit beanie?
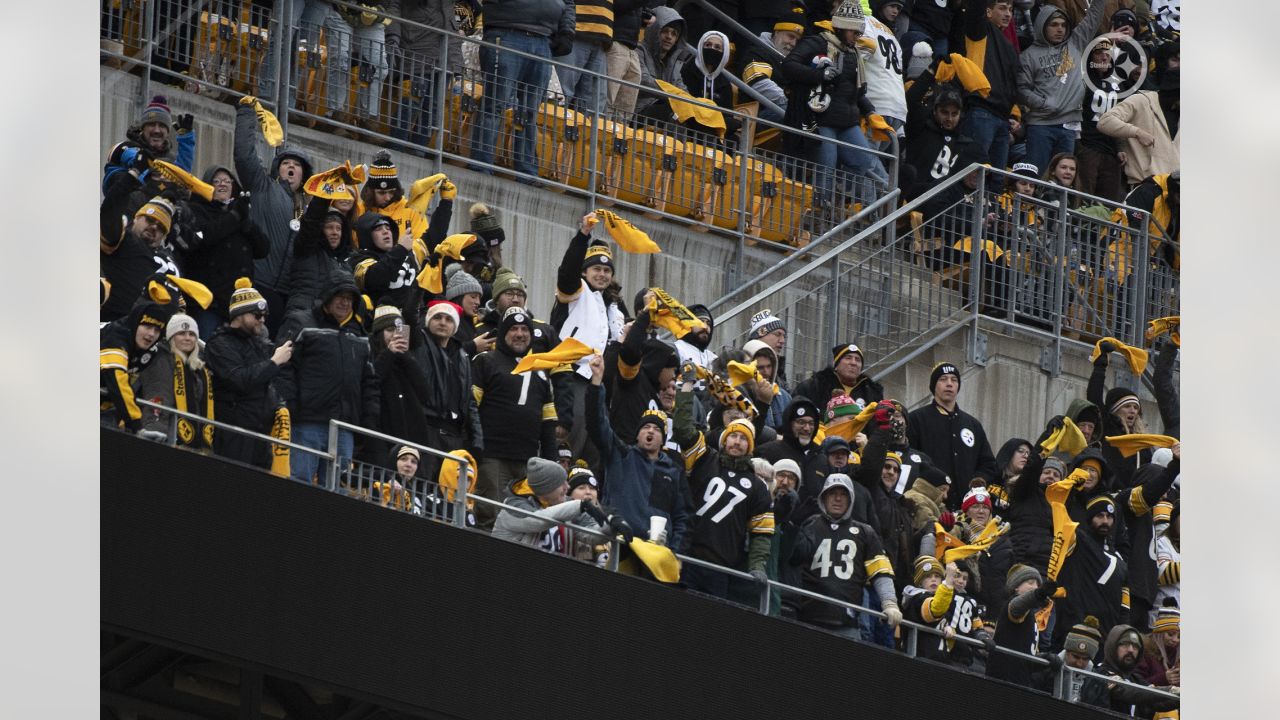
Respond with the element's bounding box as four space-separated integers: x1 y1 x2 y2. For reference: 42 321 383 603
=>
1005 564 1042 596
366 150 400 192
1065 617 1103 658
749 308 785 339
499 306 533 334
526 457 567 497
773 458 802 482
832 343 864 364
1110 8 1138 32
1105 387 1140 415
567 466 599 493
228 277 268 318
825 393 863 423
719 418 756 455
444 265 483 302
906 41 933 80
1042 456 1068 480
1153 600 1181 633
371 305 404 335
1085 494 1116 521
913 555 945 586
425 300 461 329
138 95 173 128
491 267 527 298
469 202 505 247
582 240 614 271
135 197 175 235
638 408 669 434
961 487 992 513
930 362 960 394
165 313 198 341
831 0 866 33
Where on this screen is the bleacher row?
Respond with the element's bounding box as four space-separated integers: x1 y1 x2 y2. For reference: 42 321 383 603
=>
102 0 885 246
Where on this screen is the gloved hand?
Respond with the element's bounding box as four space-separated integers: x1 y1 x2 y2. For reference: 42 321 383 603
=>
440 178 457 200
137 429 167 442
1045 414 1065 433
550 30 573 57
127 145 154 173
872 402 896 431
938 510 956 529
1097 340 1116 355
238 94 258 106
882 604 903 628
1035 579 1060 603
229 191 252 219
822 64 839 82
980 630 996 654
174 113 194 133
772 488 798 524
749 568 769 586
1039 651 1064 673
680 361 698 386
581 499 609 526
606 514 635 543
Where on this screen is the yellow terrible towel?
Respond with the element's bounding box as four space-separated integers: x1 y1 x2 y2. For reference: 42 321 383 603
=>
511 337 597 375
1091 336 1149 375
1104 434 1178 458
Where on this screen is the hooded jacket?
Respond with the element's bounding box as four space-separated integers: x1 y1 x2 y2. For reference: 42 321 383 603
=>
1081 624 1181 716
233 104 315 295
994 437 1033 487
349 211 424 320
1016 0 1108 126
100 302 170 431
275 277 380 427
782 30 876 131
743 340 790 431
1004 452 1054 574
680 31 737 126
182 166 271 316
1097 89 1181 186
756 396 821 469
791 474 895 627
493 492 593 547
902 74 982 200
637 5 692 108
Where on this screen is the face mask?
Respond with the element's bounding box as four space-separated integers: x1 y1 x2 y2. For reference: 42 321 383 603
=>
702 48 724 68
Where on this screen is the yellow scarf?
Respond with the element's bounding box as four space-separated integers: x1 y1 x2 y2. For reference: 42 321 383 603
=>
934 518 1010 564
511 337 597 375
172 353 215 447
438 449 478 508
1104 433 1178 458
407 173 449 215
1041 417 1087 458
146 275 214 311
304 161 367 200
648 288 704 338
1091 336 1149 375
417 233 478 294
1046 469 1088 583
596 209 661 254
824 402 879 442
628 538 682 583
655 79 726 136
1146 316 1180 347
150 160 215 202
270 407 291 477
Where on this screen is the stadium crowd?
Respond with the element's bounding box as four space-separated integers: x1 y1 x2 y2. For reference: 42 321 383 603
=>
101 0 1181 715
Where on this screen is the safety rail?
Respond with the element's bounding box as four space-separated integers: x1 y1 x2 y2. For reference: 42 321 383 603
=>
709 163 1175 384
111 399 1176 708
100 0 898 249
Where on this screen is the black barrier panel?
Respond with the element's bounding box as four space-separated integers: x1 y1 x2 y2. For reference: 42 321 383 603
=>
102 430 1116 720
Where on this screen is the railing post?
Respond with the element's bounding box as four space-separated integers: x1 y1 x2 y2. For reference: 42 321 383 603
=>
826 253 842 352
1133 212 1152 346
432 31 448 173
731 133 753 290
967 168 988 343
607 537 620 572
1055 663 1069 700
326 420 340 491
1051 188 1068 363
904 624 918 658
273 0 293 136
452 457 469 528
137 0 158 111
757 579 770 615
166 408 179 446
586 69 601 210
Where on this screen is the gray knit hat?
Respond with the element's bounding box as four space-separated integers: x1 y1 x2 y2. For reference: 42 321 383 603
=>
444 266 483 301
1006 564 1042 596
526 457 567 497
1043 456 1069 479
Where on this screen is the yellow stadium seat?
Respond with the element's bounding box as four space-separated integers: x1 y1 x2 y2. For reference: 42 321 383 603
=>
189 10 239 96
536 104 592 190
294 29 329 124
597 123 684 218
232 9 271 93
442 78 483 160
756 175 815 246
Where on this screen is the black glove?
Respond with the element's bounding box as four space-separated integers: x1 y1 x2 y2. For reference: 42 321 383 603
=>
550 30 573 57
1039 651 1064 673
822 65 839 82
680 361 698 385
749 568 769 586
174 113 194 133
606 514 635 543
230 191 252 219
980 631 996 655
1035 579 1060 603
581 499 609 526
1046 415 1065 433
128 145 154 173
772 488 798 524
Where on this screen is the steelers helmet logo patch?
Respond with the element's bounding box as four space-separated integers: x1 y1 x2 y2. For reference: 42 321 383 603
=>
961 428 975 447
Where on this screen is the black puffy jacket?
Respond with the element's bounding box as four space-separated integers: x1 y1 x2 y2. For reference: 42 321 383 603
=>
204 323 283 433
283 197 353 322
276 282 380 428
782 33 875 131
183 166 270 318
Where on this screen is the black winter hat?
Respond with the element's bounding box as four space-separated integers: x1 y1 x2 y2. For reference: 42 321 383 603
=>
366 150 401 192
1104 387 1140 416
469 202 505 247
930 362 961 395
354 212 395 249
783 397 821 426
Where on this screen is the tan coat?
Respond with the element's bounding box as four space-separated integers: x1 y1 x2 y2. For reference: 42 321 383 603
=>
1053 0 1139 36
1096 90 1180 186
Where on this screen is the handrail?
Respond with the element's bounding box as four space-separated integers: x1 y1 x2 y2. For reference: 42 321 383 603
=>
108 405 1175 705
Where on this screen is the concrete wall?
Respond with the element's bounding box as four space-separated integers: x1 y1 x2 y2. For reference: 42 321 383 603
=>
102 68 1171 450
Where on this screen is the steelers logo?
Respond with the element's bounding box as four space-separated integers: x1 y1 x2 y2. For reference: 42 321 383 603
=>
739 478 753 490
1082 33 1148 100
960 428 975 448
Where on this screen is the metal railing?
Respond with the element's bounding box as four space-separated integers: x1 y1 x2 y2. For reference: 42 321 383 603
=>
109 399 1176 708
100 0 898 248
708 164 1176 385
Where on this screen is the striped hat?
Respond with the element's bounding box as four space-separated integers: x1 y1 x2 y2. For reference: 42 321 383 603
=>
749 308 785 338
366 150 400 191
1066 616 1103 658
229 277 268 318
134 197 175 235
1153 602 1180 633
913 555 945 585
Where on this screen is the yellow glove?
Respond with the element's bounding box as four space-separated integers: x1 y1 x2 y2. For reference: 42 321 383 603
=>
863 113 895 143
239 95 258 106
361 10 378 25
440 179 457 200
